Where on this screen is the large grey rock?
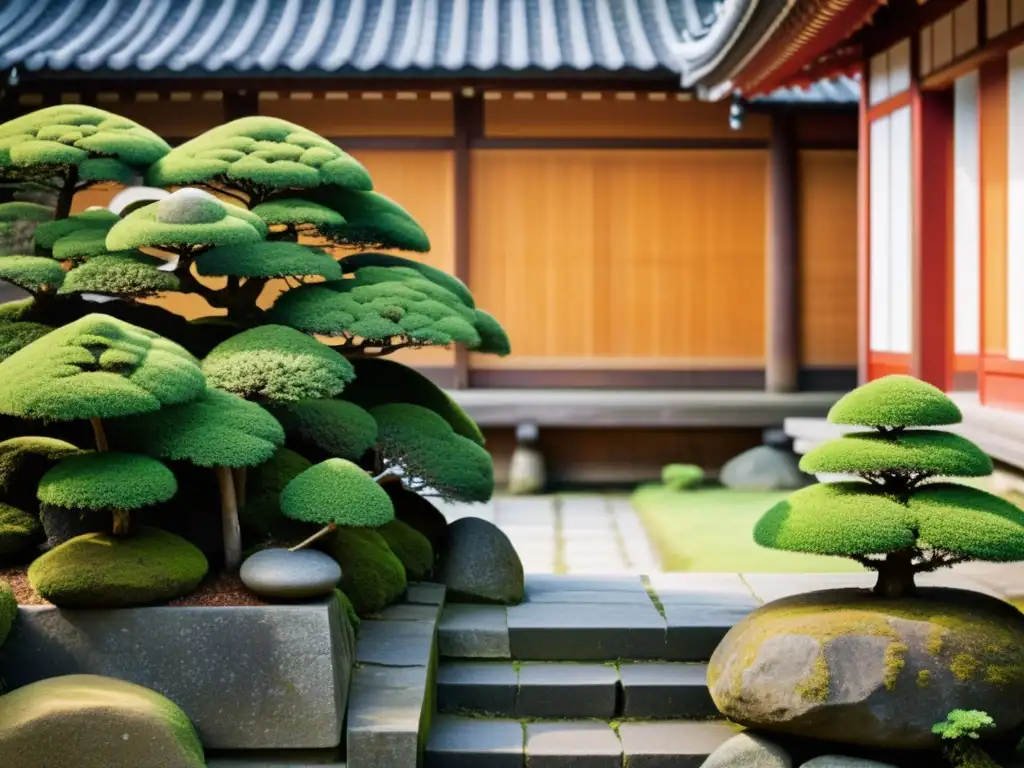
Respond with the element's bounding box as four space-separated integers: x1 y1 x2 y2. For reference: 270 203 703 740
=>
436 518 524 605
719 445 808 490
709 588 1024 749
0 596 354 749
702 733 792 768
240 547 341 600
801 759 897 768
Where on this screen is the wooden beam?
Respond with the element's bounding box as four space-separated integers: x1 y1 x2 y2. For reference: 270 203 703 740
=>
858 64 872 385
452 92 483 390
910 85 954 390
223 89 258 121
765 112 801 393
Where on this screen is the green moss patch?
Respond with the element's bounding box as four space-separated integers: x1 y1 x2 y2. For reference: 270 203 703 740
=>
0 502 42 558
0 256 65 293
378 519 434 581
827 375 962 427
0 579 16 648
0 322 53 361
38 452 177 511
29 527 208 608
319 527 406 617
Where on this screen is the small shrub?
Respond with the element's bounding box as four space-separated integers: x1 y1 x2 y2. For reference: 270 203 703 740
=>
933 710 999 768
661 464 704 492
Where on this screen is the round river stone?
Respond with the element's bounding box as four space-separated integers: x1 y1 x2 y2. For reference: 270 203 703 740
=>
708 587 1024 749
240 547 341 600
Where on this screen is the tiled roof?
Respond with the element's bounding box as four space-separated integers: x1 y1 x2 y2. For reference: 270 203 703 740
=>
0 0 720 77
753 75 860 105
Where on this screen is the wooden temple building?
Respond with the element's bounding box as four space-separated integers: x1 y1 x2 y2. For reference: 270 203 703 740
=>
0 0 865 484
676 0 1024 477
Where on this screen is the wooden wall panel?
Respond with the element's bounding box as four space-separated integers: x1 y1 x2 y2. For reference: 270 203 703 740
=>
981 60 1008 355
798 150 859 366
468 149 768 368
98 97 224 138
260 95 454 136
484 96 771 140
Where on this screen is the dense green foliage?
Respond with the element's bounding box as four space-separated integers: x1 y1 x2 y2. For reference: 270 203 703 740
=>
202 325 354 402
0 256 65 293
111 388 284 469
378 519 434 581
195 241 342 280
0 201 52 223
373 403 494 502
58 253 179 298
340 252 472 305
319 527 407 616
0 579 15 647
0 322 53 361
38 452 177 511
286 187 430 251
271 399 377 461
0 436 82 512
0 314 205 421
755 375 1024 597
281 458 394 527
34 209 118 249
934 710 1000 768
0 502 42 557
28 527 207 608
250 198 346 235
386 482 449 552
241 447 317 547
661 463 704 491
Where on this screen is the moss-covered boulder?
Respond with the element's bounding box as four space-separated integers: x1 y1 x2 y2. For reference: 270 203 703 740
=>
0 674 205 768
0 578 15 648
0 502 42 558
386 482 449 553
379 519 434 581
436 517 524 605
28 527 208 608
708 588 1024 749
318 527 406 617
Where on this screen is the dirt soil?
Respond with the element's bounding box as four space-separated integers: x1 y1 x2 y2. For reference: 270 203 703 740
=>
0 565 267 607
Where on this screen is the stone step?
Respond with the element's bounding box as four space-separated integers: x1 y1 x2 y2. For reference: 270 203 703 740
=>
206 751 345 767
436 660 716 719
425 715 738 768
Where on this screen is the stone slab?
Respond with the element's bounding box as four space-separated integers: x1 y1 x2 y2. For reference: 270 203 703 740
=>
346 665 428 768
0 599 351 750
355 620 436 667
507 602 666 660
526 722 622 768
438 604 510 659
405 582 446 606
663 602 755 662
437 661 518 716
646 573 757 604
525 574 647 598
206 751 345 767
619 663 716 719
518 662 619 718
425 716 524 768
371 603 442 623
618 721 739 768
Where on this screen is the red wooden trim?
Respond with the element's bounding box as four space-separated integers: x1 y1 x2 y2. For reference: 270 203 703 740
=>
911 85 955 391
866 91 913 121
955 354 979 371
922 21 1024 90
858 65 871 385
868 352 912 379
981 372 1024 411
982 355 1024 375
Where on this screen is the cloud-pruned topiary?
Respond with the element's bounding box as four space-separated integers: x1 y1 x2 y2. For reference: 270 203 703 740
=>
378 519 434 581
250 198 346 238
0 201 52 224
343 357 485 445
0 322 53 362
318 527 407 616
145 117 372 205
285 187 430 251
340 252 473 306
195 241 343 280
754 375 1024 597
38 452 177 512
0 313 205 424
202 325 354 403
0 436 83 513
372 403 494 502
0 256 65 293
59 253 180 298
271 399 378 461
110 387 284 570
282 458 394 531
269 267 481 351
28 527 207 608
662 463 704 491
52 227 116 262
240 447 315 546
106 188 267 255
35 209 118 250
0 502 42 558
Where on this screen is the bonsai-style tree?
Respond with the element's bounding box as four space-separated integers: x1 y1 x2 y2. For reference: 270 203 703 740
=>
270 399 378 463
110 388 285 569
281 458 395 551
755 375 1024 597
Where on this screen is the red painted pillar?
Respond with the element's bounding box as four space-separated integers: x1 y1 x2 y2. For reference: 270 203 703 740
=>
911 85 954 390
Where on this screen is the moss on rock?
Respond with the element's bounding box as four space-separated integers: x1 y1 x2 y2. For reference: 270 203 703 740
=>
379 519 434 581
0 674 204 768
334 588 360 633
28 527 208 608
0 502 42 558
0 579 15 648
319 527 406 617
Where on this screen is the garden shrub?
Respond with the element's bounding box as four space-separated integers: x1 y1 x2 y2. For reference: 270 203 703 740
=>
755 375 1024 597
240 447 316 547
386 482 449 553
378 519 434 581
281 458 394 528
0 579 15 648
318 527 407 617
933 710 1000 768
271 399 377 462
0 503 42 558
661 463 704 491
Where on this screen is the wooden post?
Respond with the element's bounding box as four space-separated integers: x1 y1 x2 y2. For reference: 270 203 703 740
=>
765 111 800 393
857 71 872 385
452 91 483 390
911 86 954 390
223 89 258 121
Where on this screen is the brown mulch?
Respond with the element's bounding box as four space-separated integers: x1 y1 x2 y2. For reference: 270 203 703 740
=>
0 565 268 607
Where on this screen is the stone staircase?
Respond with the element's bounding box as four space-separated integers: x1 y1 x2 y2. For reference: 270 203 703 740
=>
425 573 756 767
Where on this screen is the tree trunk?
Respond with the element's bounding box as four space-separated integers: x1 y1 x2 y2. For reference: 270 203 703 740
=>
215 465 242 571
290 522 336 552
874 552 917 598
90 417 108 452
55 167 79 221
112 509 130 536
233 467 247 510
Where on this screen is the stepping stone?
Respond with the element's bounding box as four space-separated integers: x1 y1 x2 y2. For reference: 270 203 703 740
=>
619 662 716 719
355 619 435 666
526 721 622 768
518 662 619 718
438 604 511 659
507 602 667 661
370 603 442 623
425 716 524 768
406 582 446 606
618 721 739 768
437 662 518 716
347 666 429 768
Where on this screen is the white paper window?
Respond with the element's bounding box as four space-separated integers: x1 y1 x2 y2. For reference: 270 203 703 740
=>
1008 47 1024 358
954 72 981 355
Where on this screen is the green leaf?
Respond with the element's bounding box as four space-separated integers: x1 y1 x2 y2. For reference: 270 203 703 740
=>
195 241 342 280
38 452 177 511
828 375 962 427
281 458 394 527
800 430 993 478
